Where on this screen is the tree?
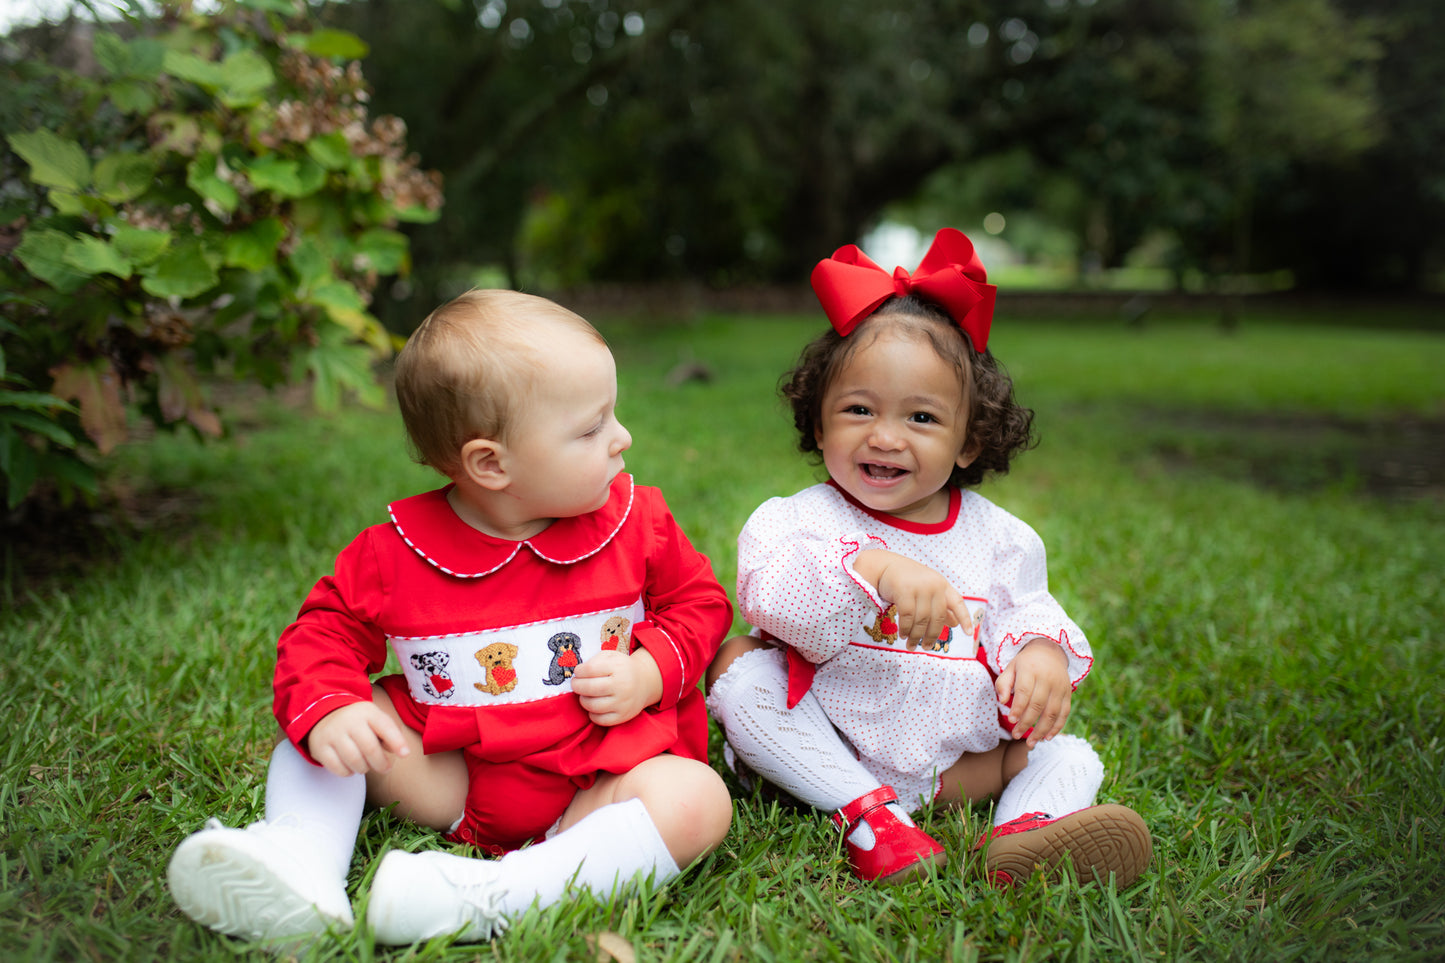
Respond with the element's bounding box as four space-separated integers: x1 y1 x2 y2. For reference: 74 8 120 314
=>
0 0 441 509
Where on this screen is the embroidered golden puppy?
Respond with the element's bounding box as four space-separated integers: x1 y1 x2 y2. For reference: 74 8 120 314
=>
474 641 520 695
600 616 632 655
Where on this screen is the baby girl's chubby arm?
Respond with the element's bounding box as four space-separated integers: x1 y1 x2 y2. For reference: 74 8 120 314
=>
304 700 412 777
996 638 1073 748
853 549 975 648
571 648 664 727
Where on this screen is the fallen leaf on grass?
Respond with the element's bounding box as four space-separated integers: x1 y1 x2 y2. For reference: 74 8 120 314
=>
585 931 636 963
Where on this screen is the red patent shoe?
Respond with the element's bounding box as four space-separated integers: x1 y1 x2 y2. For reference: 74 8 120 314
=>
976 805 1152 889
831 786 946 884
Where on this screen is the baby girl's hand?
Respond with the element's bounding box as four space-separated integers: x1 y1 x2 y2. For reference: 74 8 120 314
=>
856 550 973 648
995 638 1072 748
305 701 411 777
572 647 663 727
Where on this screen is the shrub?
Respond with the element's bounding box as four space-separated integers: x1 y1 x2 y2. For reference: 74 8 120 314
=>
0 0 442 509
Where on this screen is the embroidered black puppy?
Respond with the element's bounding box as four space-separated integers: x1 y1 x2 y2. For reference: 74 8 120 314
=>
410 650 456 699
543 632 583 685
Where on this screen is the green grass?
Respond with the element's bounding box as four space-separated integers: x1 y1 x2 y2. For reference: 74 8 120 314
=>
3 311 1443 961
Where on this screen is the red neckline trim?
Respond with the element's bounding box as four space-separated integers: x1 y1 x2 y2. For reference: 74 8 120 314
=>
826 480 961 534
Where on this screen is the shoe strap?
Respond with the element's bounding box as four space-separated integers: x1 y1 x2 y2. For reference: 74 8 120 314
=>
831 786 898 830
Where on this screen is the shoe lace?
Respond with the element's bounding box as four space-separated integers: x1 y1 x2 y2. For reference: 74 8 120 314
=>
448 869 511 939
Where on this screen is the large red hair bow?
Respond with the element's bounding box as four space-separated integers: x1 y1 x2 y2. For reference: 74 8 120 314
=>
810 228 996 353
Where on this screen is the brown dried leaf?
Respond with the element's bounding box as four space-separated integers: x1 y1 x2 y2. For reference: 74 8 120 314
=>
585 931 636 963
49 359 128 454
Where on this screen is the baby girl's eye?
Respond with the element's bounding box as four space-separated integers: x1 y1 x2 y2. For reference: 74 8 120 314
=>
909 412 938 424
845 405 871 416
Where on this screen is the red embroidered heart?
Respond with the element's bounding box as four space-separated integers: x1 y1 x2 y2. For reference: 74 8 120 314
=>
558 649 579 667
492 666 516 687
881 617 898 634
600 638 619 651
430 674 453 693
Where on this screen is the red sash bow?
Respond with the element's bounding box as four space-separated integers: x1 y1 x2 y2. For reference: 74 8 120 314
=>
809 228 996 352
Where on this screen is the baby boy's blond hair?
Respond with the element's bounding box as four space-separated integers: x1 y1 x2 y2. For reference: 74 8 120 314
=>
394 289 605 476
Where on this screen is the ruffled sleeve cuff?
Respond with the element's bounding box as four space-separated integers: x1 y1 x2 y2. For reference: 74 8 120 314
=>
995 630 1094 688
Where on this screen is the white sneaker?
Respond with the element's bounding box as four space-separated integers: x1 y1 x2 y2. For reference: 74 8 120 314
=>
366 850 510 945
167 819 354 944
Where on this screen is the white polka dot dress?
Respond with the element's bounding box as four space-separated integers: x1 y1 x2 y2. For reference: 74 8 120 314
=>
736 482 1093 806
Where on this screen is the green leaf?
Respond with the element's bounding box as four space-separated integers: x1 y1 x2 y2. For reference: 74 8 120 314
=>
63 235 133 279
304 131 352 171
140 238 219 300
240 0 300 14
223 217 285 271
49 190 115 219
287 236 331 290
186 153 239 213
293 331 384 413
94 152 157 203
244 155 303 196
299 28 370 60
127 38 166 80
354 228 410 274
394 203 443 224
91 33 166 82
307 279 365 313
14 229 90 293
0 389 71 413
0 407 78 447
109 80 156 115
4 436 40 508
217 49 275 108
112 224 172 266
93 31 130 77
6 129 91 192
163 50 225 90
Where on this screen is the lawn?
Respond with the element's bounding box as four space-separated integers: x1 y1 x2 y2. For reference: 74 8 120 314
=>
2 309 1443 961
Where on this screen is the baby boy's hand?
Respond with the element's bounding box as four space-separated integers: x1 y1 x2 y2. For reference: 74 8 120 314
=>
995 638 1072 748
305 700 411 777
572 647 664 727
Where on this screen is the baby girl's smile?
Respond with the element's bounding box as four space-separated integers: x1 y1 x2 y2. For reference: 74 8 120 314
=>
815 326 974 524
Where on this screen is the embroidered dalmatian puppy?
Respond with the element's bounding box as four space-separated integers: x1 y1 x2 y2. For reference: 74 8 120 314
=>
599 616 632 655
410 650 456 699
543 632 583 685
474 642 519 695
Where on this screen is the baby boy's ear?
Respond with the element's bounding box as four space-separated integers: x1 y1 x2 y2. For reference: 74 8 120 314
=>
459 437 508 490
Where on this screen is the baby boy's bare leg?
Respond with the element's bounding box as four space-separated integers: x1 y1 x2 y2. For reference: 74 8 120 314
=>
560 754 732 867
365 684 468 831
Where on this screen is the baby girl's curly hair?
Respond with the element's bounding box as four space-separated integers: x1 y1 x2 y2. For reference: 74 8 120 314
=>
780 295 1036 489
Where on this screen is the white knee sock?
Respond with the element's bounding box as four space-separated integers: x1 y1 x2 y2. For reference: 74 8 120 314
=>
494 798 678 916
264 740 365 879
706 646 914 848
993 734 1104 826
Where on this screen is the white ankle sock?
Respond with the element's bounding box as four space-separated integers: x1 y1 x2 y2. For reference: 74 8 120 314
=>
706 646 913 849
494 798 678 916
264 740 365 879
993 734 1104 826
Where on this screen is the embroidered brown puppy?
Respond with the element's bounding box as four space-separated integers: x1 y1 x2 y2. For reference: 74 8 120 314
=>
600 616 632 655
863 605 900 645
474 641 519 695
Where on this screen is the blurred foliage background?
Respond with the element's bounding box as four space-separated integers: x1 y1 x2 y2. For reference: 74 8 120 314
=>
311 0 1442 315
1 0 1441 512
